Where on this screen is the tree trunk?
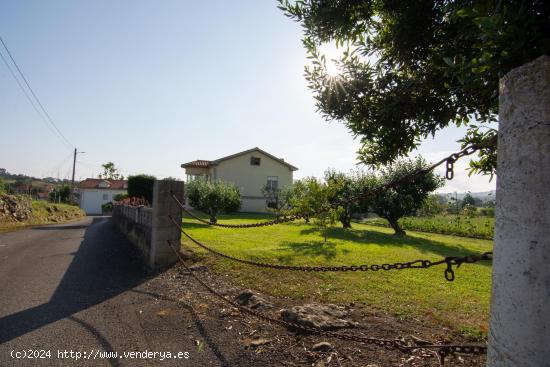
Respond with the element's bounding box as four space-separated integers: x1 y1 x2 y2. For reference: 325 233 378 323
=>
209 209 217 224
340 216 352 229
387 218 405 236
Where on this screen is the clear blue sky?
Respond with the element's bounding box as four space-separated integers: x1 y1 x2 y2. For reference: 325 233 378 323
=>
0 0 495 192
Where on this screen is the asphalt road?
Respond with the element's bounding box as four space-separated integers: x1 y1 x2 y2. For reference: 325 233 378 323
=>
0 217 234 366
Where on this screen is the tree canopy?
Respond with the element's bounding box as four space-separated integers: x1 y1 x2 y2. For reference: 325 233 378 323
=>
368 157 445 235
99 162 124 180
186 179 241 223
279 0 549 175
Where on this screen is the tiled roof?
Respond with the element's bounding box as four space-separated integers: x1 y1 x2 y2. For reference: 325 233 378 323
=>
180 160 213 168
77 179 128 190
180 148 298 171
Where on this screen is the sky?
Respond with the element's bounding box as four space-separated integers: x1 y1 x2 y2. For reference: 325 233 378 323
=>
0 0 496 193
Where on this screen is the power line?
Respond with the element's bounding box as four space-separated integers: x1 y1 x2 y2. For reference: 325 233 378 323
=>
0 50 70 148
0 35 74 149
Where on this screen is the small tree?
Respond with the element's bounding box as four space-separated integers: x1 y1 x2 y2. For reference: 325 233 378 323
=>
370 157 444 236
99 162 123 180
417 194 447 217
49 185 72 203
261 183 281 211
325 170 354 228
287 177 337 241
186 179 241 223
461 193 482 208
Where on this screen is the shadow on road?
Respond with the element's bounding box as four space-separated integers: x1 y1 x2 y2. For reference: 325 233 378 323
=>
130 289 231 367
0 217 148 345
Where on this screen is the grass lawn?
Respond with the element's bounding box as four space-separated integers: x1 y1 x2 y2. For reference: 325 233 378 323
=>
181 211 493 340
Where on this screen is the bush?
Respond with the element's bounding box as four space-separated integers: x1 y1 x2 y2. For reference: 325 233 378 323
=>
102 202 113 212
127 175 156 204
48 185 72 203
478 207 495 217
113 193 129 202
186 179 241 223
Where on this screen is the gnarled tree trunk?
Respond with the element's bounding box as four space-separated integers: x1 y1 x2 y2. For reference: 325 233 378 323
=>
386 217 405 236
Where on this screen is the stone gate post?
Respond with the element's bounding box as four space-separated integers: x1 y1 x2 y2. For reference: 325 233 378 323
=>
487 56 550 366
150 180 184 269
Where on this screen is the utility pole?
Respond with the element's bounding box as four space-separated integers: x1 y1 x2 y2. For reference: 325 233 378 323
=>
71 148 77 190
70 148 85 203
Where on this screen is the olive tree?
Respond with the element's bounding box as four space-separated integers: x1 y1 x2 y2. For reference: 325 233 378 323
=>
370 157 444 235
186 179 241 223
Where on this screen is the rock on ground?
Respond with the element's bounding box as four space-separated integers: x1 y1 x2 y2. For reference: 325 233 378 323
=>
280 304 358 330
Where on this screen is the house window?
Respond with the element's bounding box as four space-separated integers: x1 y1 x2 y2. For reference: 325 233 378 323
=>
267 176 278 190
102 193 108 200
250 157 261 166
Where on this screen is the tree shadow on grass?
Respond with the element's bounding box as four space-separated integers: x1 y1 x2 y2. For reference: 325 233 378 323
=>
276 240 338 262
294 225 492 265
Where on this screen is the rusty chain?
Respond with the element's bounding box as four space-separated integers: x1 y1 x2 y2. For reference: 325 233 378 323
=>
167 215 492 281
172 144 483 229
166 239 487 362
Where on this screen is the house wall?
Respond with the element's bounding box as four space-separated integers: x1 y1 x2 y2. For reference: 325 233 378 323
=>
214 151 294 212
80 189 127 215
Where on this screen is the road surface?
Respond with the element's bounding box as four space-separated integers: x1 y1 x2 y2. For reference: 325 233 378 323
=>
0 217 244 366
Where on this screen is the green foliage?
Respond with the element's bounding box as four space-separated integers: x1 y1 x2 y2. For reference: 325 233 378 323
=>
101 202 113 212
279 0 549 175
186 179 241 223
325 169 376 228
478 207 495 217
113 193 129 202
462 193 482 208
99 162 124 180
0 178 4 194
261 183 281 211
417 194 447 217
48 185 72 203
127 175 156 204
366 215 494 239
369 157 445 235
462 204 478 218
285 177 338 241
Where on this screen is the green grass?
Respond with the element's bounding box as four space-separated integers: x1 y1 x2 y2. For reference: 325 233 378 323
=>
0 198 85 232
181 211 493 338
364 215 494 239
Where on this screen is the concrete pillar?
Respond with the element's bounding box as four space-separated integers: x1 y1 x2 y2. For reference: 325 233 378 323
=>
150 180 184 269
488 56 550 366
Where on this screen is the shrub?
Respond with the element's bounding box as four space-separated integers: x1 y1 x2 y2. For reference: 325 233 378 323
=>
113 193 129 202
186 179 241 223
478 207 495 217
101 202 113 212
127 175 156 204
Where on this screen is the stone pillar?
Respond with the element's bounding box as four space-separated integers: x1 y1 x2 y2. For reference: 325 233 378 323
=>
150 180 184 269
488 56 550 366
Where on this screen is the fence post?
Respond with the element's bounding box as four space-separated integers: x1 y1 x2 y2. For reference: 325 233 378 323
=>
150 180 184 269
487 56 550 366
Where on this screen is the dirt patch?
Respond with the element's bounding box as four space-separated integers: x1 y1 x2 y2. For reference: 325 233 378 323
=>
145 262 487 366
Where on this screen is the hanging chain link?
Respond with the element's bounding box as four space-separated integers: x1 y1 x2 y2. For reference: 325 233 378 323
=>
167 215 492 281
166 239 487 362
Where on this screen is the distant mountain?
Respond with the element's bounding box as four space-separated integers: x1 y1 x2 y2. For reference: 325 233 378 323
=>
438 190 496 202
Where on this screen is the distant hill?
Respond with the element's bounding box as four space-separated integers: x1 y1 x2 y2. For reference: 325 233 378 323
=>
438 190 496 202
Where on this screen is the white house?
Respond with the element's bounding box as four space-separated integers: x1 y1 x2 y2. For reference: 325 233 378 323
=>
77 179 128 215
181 147 298 212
